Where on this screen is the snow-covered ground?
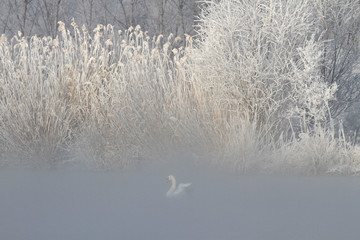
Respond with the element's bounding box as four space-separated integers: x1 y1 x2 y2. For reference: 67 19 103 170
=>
1 166 360 240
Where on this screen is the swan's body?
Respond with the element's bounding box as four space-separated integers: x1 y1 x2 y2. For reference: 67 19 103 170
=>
166 175 191 197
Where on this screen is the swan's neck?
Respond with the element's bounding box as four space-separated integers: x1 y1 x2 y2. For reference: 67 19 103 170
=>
168 176 177 194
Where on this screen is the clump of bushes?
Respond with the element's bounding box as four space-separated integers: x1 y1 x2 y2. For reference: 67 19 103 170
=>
0 0 360 174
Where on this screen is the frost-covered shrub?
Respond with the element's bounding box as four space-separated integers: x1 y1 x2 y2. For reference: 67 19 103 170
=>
272 127 347 174
190 0 339 170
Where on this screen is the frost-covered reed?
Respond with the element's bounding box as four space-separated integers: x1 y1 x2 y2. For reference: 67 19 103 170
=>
0 21 212 168
0 0 359 174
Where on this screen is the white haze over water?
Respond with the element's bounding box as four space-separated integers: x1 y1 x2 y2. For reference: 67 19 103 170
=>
1 157 360 240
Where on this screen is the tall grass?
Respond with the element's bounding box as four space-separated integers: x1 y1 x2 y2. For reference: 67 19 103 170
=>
0 22 215 168
0 1 359 174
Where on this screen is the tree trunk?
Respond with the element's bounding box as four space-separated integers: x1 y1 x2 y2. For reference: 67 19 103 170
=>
53 0 61 37
192 0 199 36
177 0 185 45
21 0 31 35
129 0 134 27
157 0 164 34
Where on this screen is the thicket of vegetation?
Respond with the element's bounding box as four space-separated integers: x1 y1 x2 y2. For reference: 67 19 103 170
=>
0 0 360 174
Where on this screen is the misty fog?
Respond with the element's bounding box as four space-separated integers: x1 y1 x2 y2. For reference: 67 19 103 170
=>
1 156 360 240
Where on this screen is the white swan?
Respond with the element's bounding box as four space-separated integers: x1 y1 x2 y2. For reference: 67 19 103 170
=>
166 175 192 197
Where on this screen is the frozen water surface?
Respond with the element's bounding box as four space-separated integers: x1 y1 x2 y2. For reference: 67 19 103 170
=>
1 165 360 240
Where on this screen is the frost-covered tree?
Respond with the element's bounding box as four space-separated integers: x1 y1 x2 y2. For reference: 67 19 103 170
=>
187 0 360 173
314 0 360 117
0 0 199 38
191 0 337 142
